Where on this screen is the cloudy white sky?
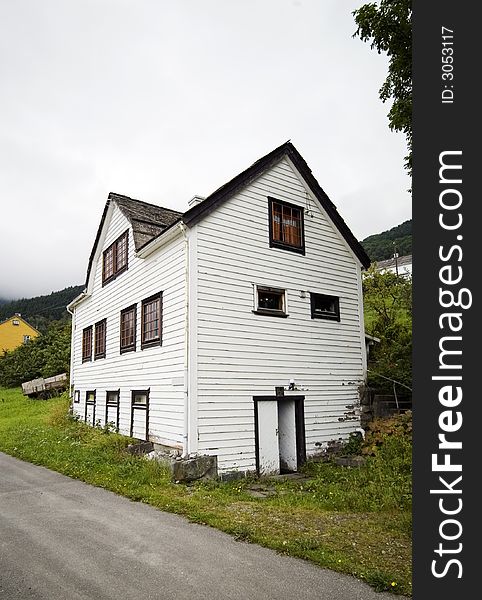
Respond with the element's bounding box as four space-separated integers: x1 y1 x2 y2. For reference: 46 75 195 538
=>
0 0 411 300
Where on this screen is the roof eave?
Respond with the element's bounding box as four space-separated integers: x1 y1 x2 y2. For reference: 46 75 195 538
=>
182 141 370 269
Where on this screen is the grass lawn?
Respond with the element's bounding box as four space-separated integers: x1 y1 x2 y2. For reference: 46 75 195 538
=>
0 387 412 596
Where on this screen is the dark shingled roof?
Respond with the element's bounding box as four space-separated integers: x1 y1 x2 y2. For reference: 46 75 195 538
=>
84 142 370 288
183 141 370 269
110 193 183 251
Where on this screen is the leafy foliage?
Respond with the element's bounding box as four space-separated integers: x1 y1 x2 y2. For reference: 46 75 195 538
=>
353 0 412 173
361 219 411 261
0 285 83 333
362 411 412 456
0 321 71 387
363 266 412 393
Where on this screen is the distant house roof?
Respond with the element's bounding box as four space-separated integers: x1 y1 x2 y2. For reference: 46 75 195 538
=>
375 254 412 271
84 142 371 288
0 314 40 333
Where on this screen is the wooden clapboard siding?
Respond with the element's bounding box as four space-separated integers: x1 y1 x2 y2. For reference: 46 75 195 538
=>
194 156 365 473
71 204 186 447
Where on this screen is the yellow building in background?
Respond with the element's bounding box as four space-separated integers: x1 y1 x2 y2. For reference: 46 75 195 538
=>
0 314 40 352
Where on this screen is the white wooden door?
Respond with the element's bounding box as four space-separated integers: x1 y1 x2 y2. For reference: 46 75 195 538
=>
131 408 147 440
278 400 297 472
85 403 95 425
257 400 280 475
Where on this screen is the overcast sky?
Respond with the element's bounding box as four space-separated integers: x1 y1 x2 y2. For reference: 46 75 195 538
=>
0 0 411 300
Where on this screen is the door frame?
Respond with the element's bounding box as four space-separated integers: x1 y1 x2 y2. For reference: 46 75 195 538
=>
105 389 120 431
253 394 306 475
130 389 150 441
85 390 96 425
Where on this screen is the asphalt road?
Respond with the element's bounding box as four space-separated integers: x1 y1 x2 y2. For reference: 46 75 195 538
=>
0 452 406 600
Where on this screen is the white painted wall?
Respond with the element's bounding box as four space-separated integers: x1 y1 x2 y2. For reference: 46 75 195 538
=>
192 157 366 473
71 203 186 448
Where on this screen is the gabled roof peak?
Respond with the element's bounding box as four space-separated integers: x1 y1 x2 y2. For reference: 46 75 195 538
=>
109 192 182 252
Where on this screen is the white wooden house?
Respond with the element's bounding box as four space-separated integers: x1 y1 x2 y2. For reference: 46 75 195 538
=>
68 142 370 477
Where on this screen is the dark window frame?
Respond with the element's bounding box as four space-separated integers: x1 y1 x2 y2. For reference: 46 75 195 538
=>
82 326 93 362
73 390 80 404
85 390 96 424
310 293 341 322
141 293 162 349
252 285 289 318
102 230 129 286
105 389 120 431
120 304 137 354
130 388 150 440
94 318 107 360
268 197 305 255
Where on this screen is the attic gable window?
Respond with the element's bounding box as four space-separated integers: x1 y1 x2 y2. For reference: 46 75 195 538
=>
310 293 340 321
268 197 305 254
82 326 93 362
102 230 129 285
141 293 162 349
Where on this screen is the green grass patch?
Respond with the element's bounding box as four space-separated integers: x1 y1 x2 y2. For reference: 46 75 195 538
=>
0 388 412 596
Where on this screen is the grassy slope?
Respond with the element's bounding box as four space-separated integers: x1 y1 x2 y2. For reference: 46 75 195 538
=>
0 388 412 596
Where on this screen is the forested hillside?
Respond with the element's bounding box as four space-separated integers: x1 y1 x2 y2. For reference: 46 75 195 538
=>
0 285 84 333
361 220 412 262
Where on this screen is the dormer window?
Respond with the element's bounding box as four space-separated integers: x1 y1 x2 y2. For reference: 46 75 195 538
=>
268 197 305 254
102 231 129 285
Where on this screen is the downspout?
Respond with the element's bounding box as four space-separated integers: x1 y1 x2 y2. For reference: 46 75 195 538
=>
66 304 75 402
178 222 190 458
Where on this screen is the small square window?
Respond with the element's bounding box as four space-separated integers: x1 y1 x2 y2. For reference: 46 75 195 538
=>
310 293 340 321
12 319 20 326
86 390 96 403
106 390 119 406
23 335 31 343
253 286 288 317
132 391 148 405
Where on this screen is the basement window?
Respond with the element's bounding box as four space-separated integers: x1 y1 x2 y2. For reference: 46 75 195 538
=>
310 293 340 321
253 285 288 318
132 390 149 406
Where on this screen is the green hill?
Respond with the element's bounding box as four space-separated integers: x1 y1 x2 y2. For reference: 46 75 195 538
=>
0 285 84 333
361 220 412 262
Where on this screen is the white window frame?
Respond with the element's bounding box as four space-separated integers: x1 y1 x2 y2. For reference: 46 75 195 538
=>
252 284 289 317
